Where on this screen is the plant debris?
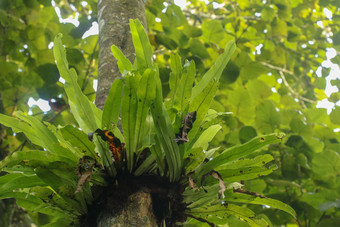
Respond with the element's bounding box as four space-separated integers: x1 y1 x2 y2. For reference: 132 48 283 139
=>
201 170 226 199
75 156 96 193
175 111 197 144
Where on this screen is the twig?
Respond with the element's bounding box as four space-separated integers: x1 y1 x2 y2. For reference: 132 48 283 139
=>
279 71 316 104
260 62 294 75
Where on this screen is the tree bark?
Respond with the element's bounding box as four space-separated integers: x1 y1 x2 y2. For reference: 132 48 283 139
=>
97 190 158 227
95 1 155 226
96 0 147 110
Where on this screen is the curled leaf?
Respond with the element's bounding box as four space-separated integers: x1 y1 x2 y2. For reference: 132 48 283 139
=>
188 175 199 190
211 171 226 199
175 111 197 144
201 170 226 199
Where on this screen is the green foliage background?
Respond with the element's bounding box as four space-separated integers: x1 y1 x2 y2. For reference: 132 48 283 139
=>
0 0 340 226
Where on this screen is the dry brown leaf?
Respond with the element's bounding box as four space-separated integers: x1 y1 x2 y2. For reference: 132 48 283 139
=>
175 111 197 144
211 171 226 199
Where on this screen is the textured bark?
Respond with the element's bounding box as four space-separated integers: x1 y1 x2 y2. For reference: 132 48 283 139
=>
95 0 147 110
97 190 157 227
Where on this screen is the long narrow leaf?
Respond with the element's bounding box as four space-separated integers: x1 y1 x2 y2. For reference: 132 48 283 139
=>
134 155 156 176
149 139 165 176
0 174 46 196
0 150 76 168
169 54 182 101
173 60 196 112
191 40 236 100
191 124 222 150
187 82 219 149
102 79 123 129
0 192 74 219
150 76 181 181
15 111 58 152
111 45 133 73
133 69 156 154
121 74 138 171
225 192 296 218
0 113 42 147
187 203 262 227
195 134 284 178
130 19 153 69
60 125 96 158
53 34 99 133
53 34 113 171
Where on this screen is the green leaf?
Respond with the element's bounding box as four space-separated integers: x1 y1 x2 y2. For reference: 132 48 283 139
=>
216 165 277 182
60 125 96 158
189 38 210 59
0 150 76 168
201 19 227 44
330 107 340 125
185 147 205 174
111 45 133 73
239 126 258 144
102 79 123 129
255 100 281 133
150 138 166 176
220 61 240 85
155 34 178 50
219 154 274 169
312 150 340 179
195 134 284 179
188 82 219 148
53 34 99 133
33 167 86 213
130 19 153 69
173 60 196 112
0 174 46 196
261 6 276 21
122 73 138 171
191 124 222 150
183 184 220 208
36 63 60 84
54 34 113 171
191 41 236 101
225 192 296 218
34 167 76 190
15 111 58 152
0 113 42 147
0 192 72 219
133 69 157 158
187 203 261 227
228 86 255 125
150 76 181 181
134 155 156 176
169 53 182 100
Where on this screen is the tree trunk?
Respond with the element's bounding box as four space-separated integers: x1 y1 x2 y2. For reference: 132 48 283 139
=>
94 0 155 226
95 0 147 110
97 190 158 227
